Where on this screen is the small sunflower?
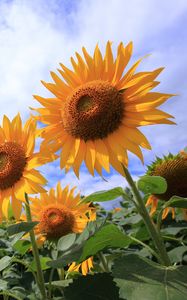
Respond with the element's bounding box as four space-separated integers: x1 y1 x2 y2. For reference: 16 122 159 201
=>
33 42 175 177
25 183 93 240
21 183 95 275
146 153 187 219
0 114 49 221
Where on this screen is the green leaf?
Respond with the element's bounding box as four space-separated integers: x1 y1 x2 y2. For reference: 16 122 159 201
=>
48 248 83 269
64 273 121 300
10 232 25 246
0 279 8 290
112 254 187 300
46 279 73 288
7 221 39 236
161 225 187 235
82 187 125 203
57 233 76 251
29 257 52 272
137 176 167 194
13 240 31 255
164 196 187 208
48 219 107 268
79 224 131 262
0 290 25 300
0 256 12 272
168 246 187 263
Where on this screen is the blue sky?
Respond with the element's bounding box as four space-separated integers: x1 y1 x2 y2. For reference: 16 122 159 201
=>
0 0 187 207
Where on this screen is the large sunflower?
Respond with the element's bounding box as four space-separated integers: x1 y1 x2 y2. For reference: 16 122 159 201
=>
0 114 49 221
33 42 175 177
21 183 95 275
146 152 187 219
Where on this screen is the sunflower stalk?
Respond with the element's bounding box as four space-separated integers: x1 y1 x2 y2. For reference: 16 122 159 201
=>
122 165 171 266
98 252 110 273
48 268 55 300
24 193 47 300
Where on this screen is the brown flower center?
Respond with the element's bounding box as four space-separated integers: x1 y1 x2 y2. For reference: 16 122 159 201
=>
0 142 27 190
38 206 75 238
62 80 124 141
151 157 187 201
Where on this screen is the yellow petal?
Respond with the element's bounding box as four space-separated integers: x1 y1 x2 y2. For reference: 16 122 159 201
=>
0 126 5 143
120 126 151 149
81 260 89 276
95 139 110 172
112 42 133 85
3 115 12 140
65 138 81 171
23 169 47 185
60 137 75 169
2 197 10 219
117 55 147 89
11 194 22 220
33 95 62 108
162 207 169 219
85 140 96 176
94 44 104 79
12 114 22 142
73 140 86 178
58 64 81 86
41 81 66 99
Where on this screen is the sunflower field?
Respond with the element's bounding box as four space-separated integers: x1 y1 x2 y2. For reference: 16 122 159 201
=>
0 42 187 300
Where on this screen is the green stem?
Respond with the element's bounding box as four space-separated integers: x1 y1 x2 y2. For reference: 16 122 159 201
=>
48 268 55 300
129 235 162 263
122 166 171 266
157 207 164 232
122 191 139 210
25 193 47 300
98 252 110 273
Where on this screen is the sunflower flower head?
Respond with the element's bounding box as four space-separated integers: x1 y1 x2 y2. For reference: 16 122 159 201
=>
0 114 50 221
21 183 96 275
23 182 94 242
33 41 175 177
146 153 187 219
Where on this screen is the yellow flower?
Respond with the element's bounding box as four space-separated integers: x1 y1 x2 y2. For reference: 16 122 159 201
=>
146 153 187 219
0 114 48 221
33 42 175 177
67 257 93 276
21 183 95 275
22 182 94 241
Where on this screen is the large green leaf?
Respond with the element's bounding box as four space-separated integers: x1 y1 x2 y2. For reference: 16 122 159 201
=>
48 248 83 269
13 240 32 255
79 224 131 262
164 196 187 208
82 187 125 203
64 273 121 300
48 219 106 268
137 176 167 194
112 254 187 300
57 233 76 251
0 256 12 272
0 279 8 290
29 257 52 272
0 290 25 300
168 246 187 263
7 221 39 236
